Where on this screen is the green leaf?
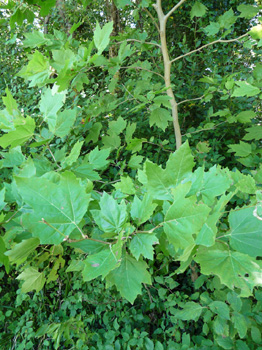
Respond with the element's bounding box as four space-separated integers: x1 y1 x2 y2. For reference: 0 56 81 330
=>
18 157 36 177
115 0 132 8
62 141 84 167
230 170 256 194
39 88 66 130
126 138 146 153
17 50 50 87
68 239 104 255
130 233 158 260
237 4 259 19
190 2 207 19
131 194 157 225
232 81 260 97
236 110 256 123
23 30 48 48
0 187 6 211
228 141 252 157
249 24 262 40
243 125 262 141
229 207 262 257
149 107 172 131
164 183 210 250
109 117 127 135
143 141 194 200
114 176 136 195
102 132 121 149
175 301 203 321
72 163 100 181
94 21 113 55
0 117 35 149
1 146 25 167
85 122 102 144
195 243 262 297
253 63 262 81
2 88 19 117
165 140 195 186
86 146 110 170
118 41 134 61
251 326 261 343
204 22 220 36
0 237 9 273
216 336 234 349
155 341 164 350
144 160 173 200
17 267 46 293
5 238 40 266
232 312 247 338
15 171 90 244
196 193 233 247
106 253 151 303
125 122 136 143
52 109 77 138
39 0 56 16
128 155 144 169
66 259 85 272
209 301 230 320
82 240 122 281
199 166 232 205
91 192 127 235
153 95 172 108
218 9 237 29
227 292 242 312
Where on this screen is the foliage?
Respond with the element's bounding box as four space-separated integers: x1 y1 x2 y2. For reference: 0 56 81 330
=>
1 0 262 348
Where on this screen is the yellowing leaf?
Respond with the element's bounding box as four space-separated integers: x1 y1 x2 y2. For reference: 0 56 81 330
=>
17 267 46 293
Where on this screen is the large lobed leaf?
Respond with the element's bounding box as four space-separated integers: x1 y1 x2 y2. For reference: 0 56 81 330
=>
15 171 90 244
143 141 194 200
195 243 262 297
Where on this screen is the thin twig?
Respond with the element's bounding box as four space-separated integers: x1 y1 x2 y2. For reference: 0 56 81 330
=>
47 145 62 169
143 7 160 32
182 122 226 136
143 283 153 303
171 33 249 63
166 0 188 20
66 237 111 245
120 66 164 79
41 218 67 238
121 83 151 113
177 95 205 105
117 39 161 48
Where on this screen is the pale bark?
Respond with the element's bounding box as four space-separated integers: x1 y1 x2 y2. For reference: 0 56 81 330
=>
153 0 182 149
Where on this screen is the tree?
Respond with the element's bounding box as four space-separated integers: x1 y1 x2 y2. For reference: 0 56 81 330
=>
0 0 262 322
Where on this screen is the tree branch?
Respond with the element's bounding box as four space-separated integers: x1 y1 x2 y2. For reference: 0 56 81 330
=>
143 7 160 32
166 0 188 20
171 33 249 64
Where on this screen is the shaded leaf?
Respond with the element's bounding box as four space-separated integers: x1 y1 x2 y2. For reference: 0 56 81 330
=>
130 233 158 260
106 253 151 303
